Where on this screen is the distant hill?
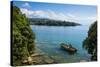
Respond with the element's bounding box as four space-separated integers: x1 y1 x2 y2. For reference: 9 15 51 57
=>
28 18 81 26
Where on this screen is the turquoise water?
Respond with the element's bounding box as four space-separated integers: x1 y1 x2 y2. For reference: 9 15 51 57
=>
31 25 91 63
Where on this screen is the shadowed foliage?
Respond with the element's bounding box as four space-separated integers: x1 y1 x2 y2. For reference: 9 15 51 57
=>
83 21 97 61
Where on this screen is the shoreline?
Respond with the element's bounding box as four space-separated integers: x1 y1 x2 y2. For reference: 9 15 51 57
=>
22 47 90 65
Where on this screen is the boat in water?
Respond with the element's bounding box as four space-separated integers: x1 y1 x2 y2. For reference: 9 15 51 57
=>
60 43 77 53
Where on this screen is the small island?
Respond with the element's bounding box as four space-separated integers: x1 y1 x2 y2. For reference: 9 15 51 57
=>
28 18 81 26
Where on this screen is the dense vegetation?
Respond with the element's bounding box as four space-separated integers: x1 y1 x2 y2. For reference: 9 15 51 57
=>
11 5 35 66
83 21 97 61
29 18 81 26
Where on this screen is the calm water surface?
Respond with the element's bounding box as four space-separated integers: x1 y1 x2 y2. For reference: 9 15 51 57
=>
31 25 91 63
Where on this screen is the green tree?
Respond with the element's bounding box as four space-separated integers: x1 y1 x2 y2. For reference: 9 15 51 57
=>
11 5 35 66
83 21 97 61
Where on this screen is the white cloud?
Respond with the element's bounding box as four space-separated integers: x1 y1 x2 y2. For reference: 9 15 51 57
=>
22 3 31 8
20 8 48 18
87 16 97 21
20 8 97 23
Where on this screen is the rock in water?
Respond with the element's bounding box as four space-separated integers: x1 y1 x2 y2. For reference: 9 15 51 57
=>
44 58 54 64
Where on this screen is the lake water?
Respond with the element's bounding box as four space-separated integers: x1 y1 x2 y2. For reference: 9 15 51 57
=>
31 25 91 63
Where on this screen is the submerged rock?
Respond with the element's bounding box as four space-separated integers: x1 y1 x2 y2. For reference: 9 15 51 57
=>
22 48 57 65
44 59 54 64
31 53 44 57
31 53 56 64
43 55 55 64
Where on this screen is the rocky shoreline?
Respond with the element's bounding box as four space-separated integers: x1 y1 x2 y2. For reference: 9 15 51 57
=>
21 47 88 66
22 48 57 65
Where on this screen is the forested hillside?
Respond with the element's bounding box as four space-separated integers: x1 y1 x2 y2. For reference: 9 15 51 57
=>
11 5 35 66
83 21 97 61
29 18 81 26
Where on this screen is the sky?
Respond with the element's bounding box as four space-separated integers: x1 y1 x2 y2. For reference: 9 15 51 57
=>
12 1 97 25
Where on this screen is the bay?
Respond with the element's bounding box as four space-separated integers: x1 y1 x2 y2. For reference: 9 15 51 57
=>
31 25 91 63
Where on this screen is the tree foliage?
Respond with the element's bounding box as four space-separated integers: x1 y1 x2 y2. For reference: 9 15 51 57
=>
11 5 35 66
29 18 81 26
83 21 97 61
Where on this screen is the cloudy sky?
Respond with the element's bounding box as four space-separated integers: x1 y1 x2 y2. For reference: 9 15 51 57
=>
12 1 97 25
